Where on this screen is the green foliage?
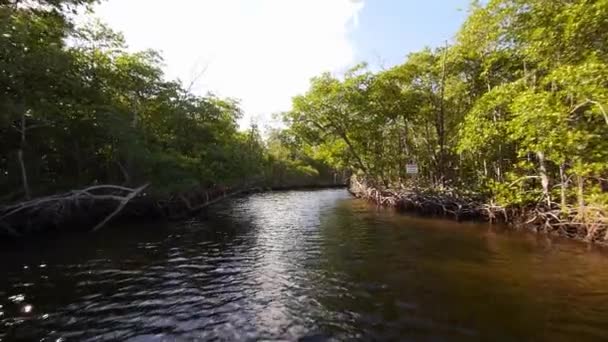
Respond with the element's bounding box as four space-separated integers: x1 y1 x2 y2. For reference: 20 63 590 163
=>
2 0 605 215
284 0 608 213
0 1 338 200
264 128 341 188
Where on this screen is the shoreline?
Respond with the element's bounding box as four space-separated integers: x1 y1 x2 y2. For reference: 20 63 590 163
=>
348 176 608 245
0 183 347 239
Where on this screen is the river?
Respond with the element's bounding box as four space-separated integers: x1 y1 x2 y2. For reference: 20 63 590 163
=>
1 189 608 341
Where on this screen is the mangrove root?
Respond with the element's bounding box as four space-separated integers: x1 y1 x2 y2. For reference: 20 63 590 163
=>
348 176 608 244
0 183 149 236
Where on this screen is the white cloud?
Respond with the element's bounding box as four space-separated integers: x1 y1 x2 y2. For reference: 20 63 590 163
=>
90 0 364 127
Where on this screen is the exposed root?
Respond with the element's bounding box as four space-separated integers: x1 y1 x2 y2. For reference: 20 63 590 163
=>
349 176 608 244
349 176 487 221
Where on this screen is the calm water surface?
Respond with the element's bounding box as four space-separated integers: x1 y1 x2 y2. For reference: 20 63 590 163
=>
1 189 608 341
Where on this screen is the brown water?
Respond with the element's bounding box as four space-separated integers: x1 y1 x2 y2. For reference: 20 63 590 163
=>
1 189 608 341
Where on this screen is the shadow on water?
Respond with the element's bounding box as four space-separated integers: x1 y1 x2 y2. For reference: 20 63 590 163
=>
1 189 608 341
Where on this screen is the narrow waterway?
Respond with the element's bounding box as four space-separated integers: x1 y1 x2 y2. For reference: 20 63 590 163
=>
1 189 608 341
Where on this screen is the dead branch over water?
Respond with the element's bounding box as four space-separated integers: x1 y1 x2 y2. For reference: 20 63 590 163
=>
0 184 149 236
0 178 272 237
0 178 342 238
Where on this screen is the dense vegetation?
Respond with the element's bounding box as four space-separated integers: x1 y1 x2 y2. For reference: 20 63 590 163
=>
2 0 607 240
284 0 608 237
0 0 337 205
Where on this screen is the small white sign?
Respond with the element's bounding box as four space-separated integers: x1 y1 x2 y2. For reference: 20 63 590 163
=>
406 163 419 174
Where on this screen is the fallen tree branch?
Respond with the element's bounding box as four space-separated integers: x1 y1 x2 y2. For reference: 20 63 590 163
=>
91 184 149 232
0 184 150 235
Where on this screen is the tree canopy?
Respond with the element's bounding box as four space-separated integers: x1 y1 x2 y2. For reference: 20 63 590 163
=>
2 0 606 229
284 0 608 223
0 0 338 202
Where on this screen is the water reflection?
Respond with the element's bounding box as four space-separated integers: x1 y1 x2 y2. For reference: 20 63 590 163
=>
0 189 607 341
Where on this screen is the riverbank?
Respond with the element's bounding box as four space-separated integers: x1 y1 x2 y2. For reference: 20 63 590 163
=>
348 176 608 245
0 182 347 238
4 188 607 341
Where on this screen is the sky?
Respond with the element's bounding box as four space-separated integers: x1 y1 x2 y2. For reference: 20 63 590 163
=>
90 0 471 128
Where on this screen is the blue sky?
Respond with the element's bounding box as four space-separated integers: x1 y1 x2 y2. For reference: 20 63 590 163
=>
352 0 470 69
91 0 471 127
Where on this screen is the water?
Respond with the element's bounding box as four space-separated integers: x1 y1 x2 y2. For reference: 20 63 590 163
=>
1 189 608 341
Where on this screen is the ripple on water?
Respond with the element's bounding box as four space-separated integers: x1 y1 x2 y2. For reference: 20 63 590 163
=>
0 189 608 341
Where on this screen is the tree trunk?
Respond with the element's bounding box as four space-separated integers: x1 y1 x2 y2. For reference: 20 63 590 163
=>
436 42 448 186
18 112 31 200
339 132 368 174
577 174 585 219
125 98 140 186
483 159 488 178
116 160 131 185
401 115 410 183
17 150 30 200
398 130 404 182
559 163 568 214
75 141 82 185
496 129 503 182
495 163 502 182
537 151 551 206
